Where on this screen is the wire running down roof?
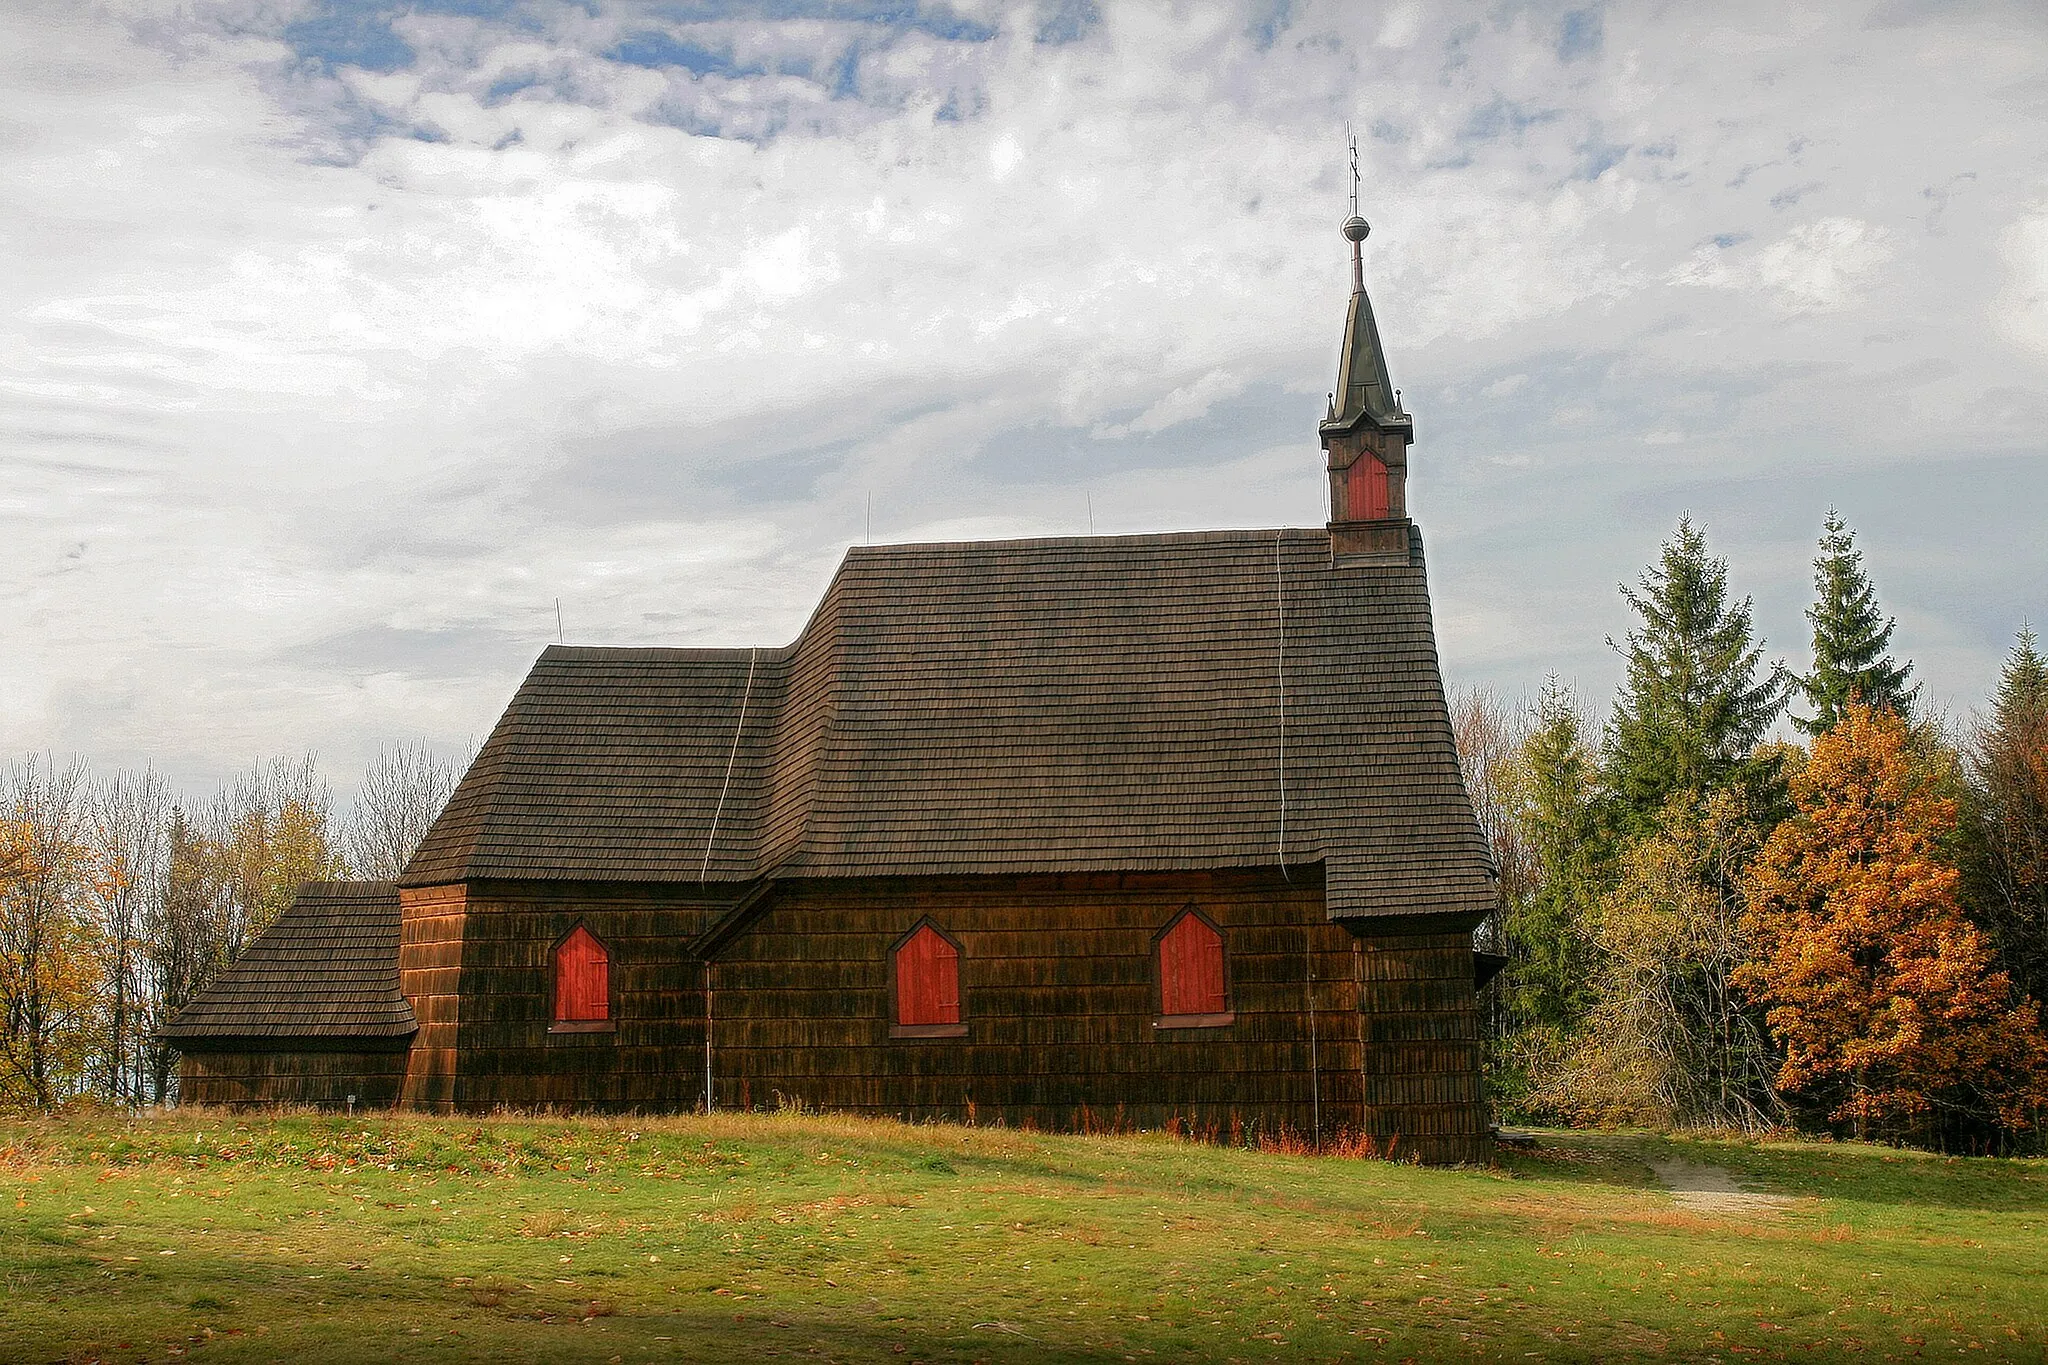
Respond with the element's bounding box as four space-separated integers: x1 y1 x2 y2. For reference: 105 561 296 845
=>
403 528 1494 922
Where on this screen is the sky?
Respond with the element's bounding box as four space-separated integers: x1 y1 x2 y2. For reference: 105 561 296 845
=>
3 0 2046 800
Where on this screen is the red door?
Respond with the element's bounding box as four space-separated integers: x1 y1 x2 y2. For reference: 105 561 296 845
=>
895 925 961 1026
554 926 609 1022
1346 452 1389 520
1159 914 1226 1017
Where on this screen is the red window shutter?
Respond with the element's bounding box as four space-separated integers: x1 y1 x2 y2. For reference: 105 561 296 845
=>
1160 914 1226 1016
1346 452 1389 520
896 926 960 1026
554 926 609 1022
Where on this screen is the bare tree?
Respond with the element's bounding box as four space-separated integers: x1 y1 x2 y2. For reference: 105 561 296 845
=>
1447 685 1536 950
210 754 345 957
79 769 171 1103
140 805 228 1104
341 741 468 880
138 755 343 1102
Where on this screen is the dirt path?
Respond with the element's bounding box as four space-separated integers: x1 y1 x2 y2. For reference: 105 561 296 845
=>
1646 1155 1797 1217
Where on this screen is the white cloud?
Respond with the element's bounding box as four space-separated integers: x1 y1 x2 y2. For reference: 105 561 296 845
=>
1376 3 1423 50
0 0 2044 799
1759 219 1896 312
1094 369 1245 438
1994 210 2048 360
1671 218 1897 314
988 131 1023 179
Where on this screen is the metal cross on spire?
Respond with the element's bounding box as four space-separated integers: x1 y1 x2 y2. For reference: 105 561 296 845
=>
1347 124 1359 217
1341 126 1370 294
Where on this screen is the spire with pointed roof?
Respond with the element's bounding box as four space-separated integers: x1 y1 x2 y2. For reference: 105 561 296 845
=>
1319 151 1414 563
1321 215 1411 438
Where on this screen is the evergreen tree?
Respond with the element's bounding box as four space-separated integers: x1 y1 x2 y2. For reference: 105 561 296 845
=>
1502 679 1603 1036
1604 517 1792 829
1961 627 2048 1021
1797 510 1917 735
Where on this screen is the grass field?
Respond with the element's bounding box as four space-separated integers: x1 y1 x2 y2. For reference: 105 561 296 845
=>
3 1109 2045 1363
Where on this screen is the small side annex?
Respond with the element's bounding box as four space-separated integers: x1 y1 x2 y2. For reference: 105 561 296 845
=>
164 208 1504 1163
158 881 417 1108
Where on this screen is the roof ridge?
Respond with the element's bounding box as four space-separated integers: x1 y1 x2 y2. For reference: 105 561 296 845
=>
537 643 798 663
843 527 1327 556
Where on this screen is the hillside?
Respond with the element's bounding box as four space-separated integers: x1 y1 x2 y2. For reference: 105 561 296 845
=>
3 1110 2043 1362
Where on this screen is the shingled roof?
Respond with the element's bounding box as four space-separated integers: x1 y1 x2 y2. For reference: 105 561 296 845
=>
158 881 417 1046
402 527 1495 921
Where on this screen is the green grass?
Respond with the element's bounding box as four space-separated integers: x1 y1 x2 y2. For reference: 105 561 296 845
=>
3 1110 2044 1363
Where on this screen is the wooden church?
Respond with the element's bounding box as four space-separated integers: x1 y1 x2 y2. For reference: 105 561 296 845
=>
162 207 1501 1164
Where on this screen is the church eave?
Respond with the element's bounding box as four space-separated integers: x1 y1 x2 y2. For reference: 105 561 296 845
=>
1318 409 1414 441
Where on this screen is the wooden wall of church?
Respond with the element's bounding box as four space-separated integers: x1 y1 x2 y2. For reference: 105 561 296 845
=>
388 869 1491 1164
179 1047 409 1109
1354 931 1492 1164
706 869 1488 1158
401 880 718 1113
398 882 466 1109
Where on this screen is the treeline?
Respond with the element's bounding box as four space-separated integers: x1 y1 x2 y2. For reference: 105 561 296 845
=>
1457 513 2048 1153
0 745 466 1108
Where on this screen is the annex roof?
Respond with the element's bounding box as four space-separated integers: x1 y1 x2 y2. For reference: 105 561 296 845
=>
402 527 1495 921
157 881 417 1046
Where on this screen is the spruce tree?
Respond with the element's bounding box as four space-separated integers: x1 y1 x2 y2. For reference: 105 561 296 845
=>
1604 517 1791 829
1503 679 1602 1036
1992 626 2048 718
1797 510 1917 735
1962 627 2048 1021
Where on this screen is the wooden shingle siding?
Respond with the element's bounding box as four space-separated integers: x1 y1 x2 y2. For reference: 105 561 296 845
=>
401 529 1495 924
1354 932 1490 1164
403 881 721 1113
372 871 1486 1156
398 882 466 1109
709 871 1370 1137
180 1048 408 1108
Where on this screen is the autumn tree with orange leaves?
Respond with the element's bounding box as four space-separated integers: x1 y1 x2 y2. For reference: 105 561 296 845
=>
1739 703 2048 1150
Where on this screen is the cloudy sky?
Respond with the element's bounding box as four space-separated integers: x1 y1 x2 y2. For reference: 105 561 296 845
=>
4 0 2046 799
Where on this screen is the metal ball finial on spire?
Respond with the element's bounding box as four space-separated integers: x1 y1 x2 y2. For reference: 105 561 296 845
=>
1343 125 1367 291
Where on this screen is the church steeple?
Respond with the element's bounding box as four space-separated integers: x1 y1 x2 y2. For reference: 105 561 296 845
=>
1322 215 1410 439
1319 138 1414 564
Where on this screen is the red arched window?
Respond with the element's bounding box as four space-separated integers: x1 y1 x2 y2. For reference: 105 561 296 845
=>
553 926 609 1024
1158 911 1229 1024
1345 451 1389 521
892 923 963 1036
